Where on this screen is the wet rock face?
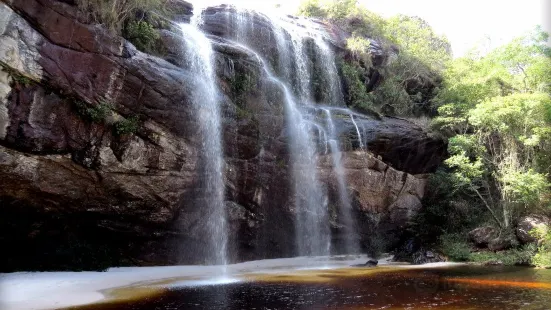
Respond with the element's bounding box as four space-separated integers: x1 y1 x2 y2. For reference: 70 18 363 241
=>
0 0 447 271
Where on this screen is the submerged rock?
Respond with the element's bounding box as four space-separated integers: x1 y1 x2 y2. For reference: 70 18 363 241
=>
351 259 378 267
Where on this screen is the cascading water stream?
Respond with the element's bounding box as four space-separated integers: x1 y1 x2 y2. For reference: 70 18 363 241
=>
180 20 227 266
324 109 359 254
350 114 364 149
314 38 345 106
191 4 368 258
223 9 333 256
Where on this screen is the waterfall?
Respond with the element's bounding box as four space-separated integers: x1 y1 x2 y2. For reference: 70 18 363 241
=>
324 109 359 254
350 114 364 149
314 38 345 106
180 21 227 265
221 9 334 256
191 4 369 257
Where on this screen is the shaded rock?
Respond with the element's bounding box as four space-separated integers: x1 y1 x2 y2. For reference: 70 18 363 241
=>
412 249 446 265
516 215 550 244
167 0 193 23
318 152 429 251
488 235 517 252
392 238 445 265
469 226 499 247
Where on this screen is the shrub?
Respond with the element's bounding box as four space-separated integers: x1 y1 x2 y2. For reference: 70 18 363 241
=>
113 116 140 136
346 35 372 67
297 0 327 18
531 226 551 268
77 0 167 33
123 20 160 53
340 59 373 111
1 64 34 87
469 245 536 266
75 101 112 123
439 234 471 261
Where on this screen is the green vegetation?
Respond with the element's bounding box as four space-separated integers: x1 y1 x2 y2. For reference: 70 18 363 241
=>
1 64 34 87
426 26 551 268
339 58 373 111
123 20 160 53
77 0 167 33
231 70 259 110
346 35 372 67
75 100 113 123
531 227 551 268
233 72 258 99
298 0 450 116
434 27 551 228
299 1 551 267
77 0 170 55
73 99 141 136
440 234 537 266
114 116 140 136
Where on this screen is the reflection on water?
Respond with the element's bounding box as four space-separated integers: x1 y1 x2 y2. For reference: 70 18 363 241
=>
66 266 551 310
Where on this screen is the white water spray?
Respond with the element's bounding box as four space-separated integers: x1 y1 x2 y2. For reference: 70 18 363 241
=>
180 20 227 265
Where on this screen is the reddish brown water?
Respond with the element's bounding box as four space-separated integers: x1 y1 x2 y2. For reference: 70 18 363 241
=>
65 265 551 310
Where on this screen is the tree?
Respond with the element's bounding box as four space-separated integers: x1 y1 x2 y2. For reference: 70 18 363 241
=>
383 15 452 71
437 27 551 229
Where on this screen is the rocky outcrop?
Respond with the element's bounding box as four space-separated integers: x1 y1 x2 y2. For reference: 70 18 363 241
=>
468 226 499 247
0 0 447 271
516 215 550 244
392 239 446 264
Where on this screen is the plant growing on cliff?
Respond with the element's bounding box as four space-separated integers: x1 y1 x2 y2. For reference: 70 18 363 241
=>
339 59 373 111
297 0 327 18
1 64 34 87
77 0 167 33
114 116 140 136
75 100 113 123
346 35 372 68
298 1 448 117
123 20 160 53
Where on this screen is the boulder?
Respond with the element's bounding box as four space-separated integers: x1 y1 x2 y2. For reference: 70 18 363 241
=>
411 249 446 265
488 235 517 251
516 215 550 244
392 238 446 265
469 226 499 247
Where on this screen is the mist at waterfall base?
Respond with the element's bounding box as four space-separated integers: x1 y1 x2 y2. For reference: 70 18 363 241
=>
177 3 367 265
26 264 551 310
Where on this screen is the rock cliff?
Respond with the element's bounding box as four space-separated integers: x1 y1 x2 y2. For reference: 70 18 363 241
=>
0 0 446 271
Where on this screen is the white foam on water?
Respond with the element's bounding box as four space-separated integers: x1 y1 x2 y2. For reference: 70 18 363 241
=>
0 256 465 310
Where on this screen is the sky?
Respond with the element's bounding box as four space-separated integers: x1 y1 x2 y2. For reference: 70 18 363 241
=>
189 0 550 57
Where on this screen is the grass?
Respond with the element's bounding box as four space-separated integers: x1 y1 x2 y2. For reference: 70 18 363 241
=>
469 245 536 266
440 233 538 266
